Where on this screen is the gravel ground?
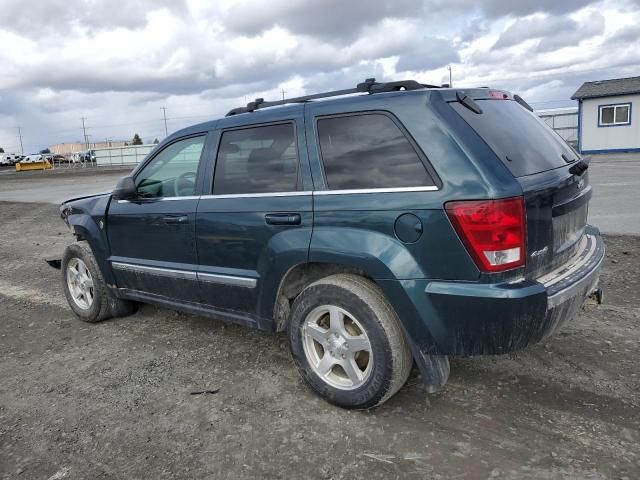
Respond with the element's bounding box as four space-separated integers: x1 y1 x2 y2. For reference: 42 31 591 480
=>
0 202 638 480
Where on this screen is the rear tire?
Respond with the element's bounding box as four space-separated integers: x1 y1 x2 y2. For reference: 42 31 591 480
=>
288 274 412 409
62 242 137 322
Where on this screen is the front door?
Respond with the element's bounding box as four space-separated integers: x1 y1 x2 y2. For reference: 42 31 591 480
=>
107 134 207 302
196 115 313 328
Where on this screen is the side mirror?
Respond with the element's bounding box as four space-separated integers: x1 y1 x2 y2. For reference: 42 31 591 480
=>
112 176 137 200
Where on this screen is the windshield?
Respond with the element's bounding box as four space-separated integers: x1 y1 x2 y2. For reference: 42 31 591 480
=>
451 99 578 177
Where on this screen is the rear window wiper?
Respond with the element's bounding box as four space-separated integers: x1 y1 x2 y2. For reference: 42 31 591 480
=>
456 91 483 114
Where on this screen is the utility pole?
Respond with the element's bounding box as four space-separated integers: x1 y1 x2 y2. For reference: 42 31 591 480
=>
280 88 287 102
161 107 168 137
17 126 24 154
81 117 88 150
447 66 452 87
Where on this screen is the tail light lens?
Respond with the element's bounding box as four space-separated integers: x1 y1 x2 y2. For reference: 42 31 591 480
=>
445 197 526 273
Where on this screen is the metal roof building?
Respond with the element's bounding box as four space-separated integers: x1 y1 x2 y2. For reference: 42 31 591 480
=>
571 76 640 154
536 107 578 147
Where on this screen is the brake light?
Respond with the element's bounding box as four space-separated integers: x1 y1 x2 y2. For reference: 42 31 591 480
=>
445 197 526 273
488 90 509 99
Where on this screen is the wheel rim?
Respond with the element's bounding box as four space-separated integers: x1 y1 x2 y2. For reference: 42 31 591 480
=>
66 258 94 310
302 305 373 390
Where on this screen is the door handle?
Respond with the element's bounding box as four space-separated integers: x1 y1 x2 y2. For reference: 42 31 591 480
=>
265 213 302 226
162 215 189 224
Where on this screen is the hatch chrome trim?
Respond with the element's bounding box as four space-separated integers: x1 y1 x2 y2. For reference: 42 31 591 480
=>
538 235 595 288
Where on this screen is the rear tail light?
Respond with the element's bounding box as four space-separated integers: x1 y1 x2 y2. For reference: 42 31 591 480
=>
445 197 526 273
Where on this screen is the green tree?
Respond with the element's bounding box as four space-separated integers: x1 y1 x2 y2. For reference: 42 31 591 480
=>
131 133 143 146
40 148 51 154
153 138 159 144
0 147 4 153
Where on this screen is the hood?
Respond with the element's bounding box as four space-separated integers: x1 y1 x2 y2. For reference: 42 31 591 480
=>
61 191 112 206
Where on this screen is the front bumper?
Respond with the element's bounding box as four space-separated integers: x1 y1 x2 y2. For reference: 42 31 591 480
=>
409 228 605 356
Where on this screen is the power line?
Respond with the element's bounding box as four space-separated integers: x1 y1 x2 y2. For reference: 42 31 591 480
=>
17 126 24 154
81 117 88 150
161 106 168 137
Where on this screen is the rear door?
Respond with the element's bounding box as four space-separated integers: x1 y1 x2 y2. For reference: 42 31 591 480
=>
195 111 313 326
107 134 207 301
449 95 589 278
303 104 476 282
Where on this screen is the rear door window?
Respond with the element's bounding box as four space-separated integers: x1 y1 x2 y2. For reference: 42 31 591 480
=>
451 100 577 177
316 113 435 190
213 123 299 194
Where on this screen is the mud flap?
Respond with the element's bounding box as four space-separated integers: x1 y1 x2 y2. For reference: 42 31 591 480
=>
410 344 450 393
45 258 62 270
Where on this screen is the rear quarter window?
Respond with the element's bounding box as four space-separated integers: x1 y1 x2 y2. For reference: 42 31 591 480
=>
316 113 435 190
451 100 576 177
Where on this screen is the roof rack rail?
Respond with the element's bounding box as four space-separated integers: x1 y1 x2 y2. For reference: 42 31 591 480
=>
225 78 440 116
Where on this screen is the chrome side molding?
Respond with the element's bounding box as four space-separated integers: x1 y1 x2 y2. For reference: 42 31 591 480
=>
111 261 257 288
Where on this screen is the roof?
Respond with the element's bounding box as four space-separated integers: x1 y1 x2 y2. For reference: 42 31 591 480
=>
536 106 578 116
571 76 640 100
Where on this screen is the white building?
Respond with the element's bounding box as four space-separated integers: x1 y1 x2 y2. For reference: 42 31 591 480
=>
536 107 578 147
572 76 640 154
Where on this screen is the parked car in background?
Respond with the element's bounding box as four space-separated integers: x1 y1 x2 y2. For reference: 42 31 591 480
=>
54 78 604 409
0 153 21 166
20 154 43 163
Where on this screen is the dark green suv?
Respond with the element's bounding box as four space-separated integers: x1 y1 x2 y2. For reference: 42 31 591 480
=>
56 79 604 408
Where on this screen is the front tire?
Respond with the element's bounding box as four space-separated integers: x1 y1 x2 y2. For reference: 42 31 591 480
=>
62 242 136 322
288 274 412 409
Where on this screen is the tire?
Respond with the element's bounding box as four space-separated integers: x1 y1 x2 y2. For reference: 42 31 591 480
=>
62 242 136 322
288 274 412 409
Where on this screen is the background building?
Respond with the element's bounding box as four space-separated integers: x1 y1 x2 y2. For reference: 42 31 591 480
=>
572 76 640 154
49 140 127 155
537 107 578 148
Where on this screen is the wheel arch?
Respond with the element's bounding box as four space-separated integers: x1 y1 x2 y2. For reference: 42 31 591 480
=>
269 261 449 391
65 213 115 286
269 262 372 332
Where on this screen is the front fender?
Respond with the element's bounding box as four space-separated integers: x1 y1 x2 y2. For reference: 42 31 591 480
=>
61 195 115 285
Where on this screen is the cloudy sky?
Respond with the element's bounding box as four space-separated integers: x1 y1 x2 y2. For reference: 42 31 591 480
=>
1 0 639 153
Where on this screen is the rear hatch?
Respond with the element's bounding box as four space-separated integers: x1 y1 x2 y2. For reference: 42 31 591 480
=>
448 90 589 278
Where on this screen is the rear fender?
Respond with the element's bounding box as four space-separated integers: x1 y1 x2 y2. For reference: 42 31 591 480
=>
309 227 425 279
309 228 446 367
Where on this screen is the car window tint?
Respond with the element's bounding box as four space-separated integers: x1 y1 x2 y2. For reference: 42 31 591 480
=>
451 100 578 177
316 114 433 190
213 123 299 195
135 136 204 198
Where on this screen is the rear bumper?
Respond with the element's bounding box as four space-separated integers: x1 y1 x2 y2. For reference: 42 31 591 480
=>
404 227 604 356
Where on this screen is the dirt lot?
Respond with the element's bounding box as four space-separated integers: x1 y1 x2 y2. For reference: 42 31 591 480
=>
0 201 638 479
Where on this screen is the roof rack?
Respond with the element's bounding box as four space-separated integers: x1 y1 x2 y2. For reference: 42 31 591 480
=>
225 78 439 116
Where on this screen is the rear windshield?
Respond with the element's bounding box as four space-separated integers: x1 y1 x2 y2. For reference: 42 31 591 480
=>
451 99 577 177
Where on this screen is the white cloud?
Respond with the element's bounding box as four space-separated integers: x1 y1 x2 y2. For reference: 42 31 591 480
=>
0 0 639 152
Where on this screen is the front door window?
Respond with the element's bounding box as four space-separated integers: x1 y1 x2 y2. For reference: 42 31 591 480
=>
136 136 205 198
